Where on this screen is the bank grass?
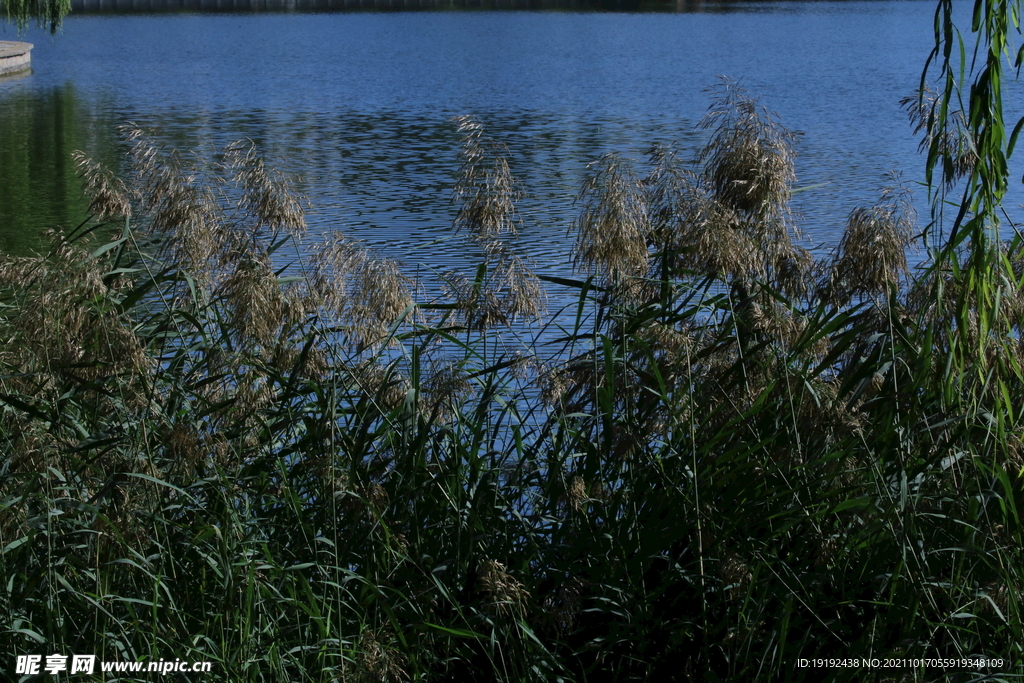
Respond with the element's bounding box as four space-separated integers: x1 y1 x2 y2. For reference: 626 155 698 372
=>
2 82 1023 682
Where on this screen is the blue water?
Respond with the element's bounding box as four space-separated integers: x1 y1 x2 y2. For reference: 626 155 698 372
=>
2 2 1017 296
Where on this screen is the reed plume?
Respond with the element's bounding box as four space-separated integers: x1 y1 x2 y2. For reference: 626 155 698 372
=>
448 116 544 329
819 180 916 306
571 153 650 284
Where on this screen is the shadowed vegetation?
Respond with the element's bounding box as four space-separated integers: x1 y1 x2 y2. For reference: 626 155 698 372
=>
1 73 1022 683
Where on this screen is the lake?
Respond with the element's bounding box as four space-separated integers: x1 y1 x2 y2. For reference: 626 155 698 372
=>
2 1 1015 299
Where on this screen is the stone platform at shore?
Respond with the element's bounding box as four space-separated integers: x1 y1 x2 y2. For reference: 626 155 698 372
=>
0 42 33 77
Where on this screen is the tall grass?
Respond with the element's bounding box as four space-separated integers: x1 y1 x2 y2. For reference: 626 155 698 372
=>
1 77 1022 682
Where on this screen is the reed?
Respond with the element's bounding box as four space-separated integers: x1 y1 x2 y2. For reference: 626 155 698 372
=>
1 77 1021 683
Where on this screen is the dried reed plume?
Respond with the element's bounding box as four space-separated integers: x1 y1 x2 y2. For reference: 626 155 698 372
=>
540 579 583 636
491 252 544 321
699 78 796 224
348 358 410 411
421 356 474 423
655 166 763 282
355 629 408 683
222 138 308 240
901 87 977 188
451 115 521 243
475 559 530 617
644 86 811 299
698 80 811 300
117 127 225 283
220 253 290 348
72 152 132 222
309 232 414 351
95 128 309 290
447 116 544 329
441 269 508 331
0 232 147 381
443 252 545 330
571 153 650 283
820 181 916 306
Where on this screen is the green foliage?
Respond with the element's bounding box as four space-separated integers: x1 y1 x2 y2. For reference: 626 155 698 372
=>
2 69 1023 682
2 0 70 33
